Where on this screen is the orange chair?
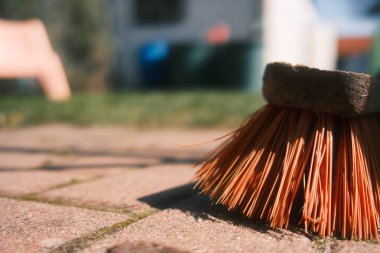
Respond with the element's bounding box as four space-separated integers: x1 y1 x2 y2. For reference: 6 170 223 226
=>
0 19 71 101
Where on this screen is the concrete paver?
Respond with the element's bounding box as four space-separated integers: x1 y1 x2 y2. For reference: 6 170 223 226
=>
81 195 315 253
0 125 225 153
0 153 59 171
41 164 195 211
0 167 127 196
107 240 191 253
0 151 160 171
328 241 380 253
0 198 129 253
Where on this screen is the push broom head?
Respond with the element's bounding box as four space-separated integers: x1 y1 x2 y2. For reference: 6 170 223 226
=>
195 62 380 240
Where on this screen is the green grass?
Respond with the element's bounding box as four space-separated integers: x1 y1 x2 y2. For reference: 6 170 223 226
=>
0 91 265 128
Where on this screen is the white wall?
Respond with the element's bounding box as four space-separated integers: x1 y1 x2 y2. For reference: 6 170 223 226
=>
262 0 337 70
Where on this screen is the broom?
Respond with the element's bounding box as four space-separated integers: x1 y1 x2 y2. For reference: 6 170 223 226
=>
195 62 380 240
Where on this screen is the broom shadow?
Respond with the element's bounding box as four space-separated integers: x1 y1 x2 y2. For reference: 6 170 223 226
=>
138 183 312 240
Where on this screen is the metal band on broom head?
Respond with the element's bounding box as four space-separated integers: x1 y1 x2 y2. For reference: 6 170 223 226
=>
195 62 380 240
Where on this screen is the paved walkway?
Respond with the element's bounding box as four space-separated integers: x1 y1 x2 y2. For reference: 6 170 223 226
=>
0 125 379 253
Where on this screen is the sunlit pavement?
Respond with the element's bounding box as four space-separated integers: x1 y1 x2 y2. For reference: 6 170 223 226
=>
0 125 379 253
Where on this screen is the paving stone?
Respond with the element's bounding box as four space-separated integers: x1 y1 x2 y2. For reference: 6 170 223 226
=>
0 125 225 153
0 167 126 196
0 153 58 171
0 151 160 171
0 125 222 172
0 150 163 195
327 240 380 253
107 240 190 253
0 198 129 253
41 164 195 211
81 195 316 253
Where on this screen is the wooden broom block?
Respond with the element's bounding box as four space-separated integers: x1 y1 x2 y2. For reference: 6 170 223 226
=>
262 62 380 116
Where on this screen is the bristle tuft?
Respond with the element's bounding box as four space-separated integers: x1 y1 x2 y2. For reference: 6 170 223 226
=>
195 105 380 239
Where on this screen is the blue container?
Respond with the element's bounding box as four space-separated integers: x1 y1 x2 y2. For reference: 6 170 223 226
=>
139 40 169 88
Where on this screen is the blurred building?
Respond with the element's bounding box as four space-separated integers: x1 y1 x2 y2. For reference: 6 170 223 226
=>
108 0 344 90
109 0 262 90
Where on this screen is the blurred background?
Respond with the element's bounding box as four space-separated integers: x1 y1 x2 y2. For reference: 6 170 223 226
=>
1 0 380 128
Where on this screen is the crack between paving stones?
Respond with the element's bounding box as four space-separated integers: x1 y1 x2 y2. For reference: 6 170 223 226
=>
0 181 196 216
312 237 333 253
0 178 195 215
48 209 158 253
0 175 136 214
38 175 105 193
0 179 198 253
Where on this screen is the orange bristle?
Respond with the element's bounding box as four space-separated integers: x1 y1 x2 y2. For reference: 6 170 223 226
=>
195 105 380 240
